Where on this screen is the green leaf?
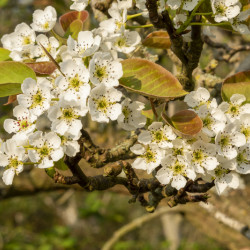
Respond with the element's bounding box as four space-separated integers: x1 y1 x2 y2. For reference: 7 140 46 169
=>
0 0 8 7
26 62 57 75
0 48 11 61
64 19 83 40
54 158 68 171
45 167 56 178
119 58 188 99
221 70 250 103
0 61 36 97
162 110 203 137
142 31 171 49
60 10 89 32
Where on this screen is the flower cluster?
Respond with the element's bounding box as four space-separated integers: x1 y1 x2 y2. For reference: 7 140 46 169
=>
0 0 249 197
134 0 250 35
131 88 250 194
0 1 144 185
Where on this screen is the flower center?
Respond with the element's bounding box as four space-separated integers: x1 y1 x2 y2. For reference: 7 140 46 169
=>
9 157 21 169
116 38 126 47
31 91 44 108
219 135 230 147
236 152 246 163
122 106 131 121
69 74 83 91
215 3 226 14
172 161 185 175
23 36 31 45
202 116 212 128
19 119 30 131
94 65 107 81
39 145 51 158
60 108 78 121
173 148 183 156
214 167 230 177
193 150 204 162
229 104 239 115
242 127 250 139
152 130 164 143
142 147 156 163
43 22 50 29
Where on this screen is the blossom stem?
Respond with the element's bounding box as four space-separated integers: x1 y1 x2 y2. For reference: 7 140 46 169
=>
126 24 153 29
190 22 229 26
195 12 213 16
176 0 205 34
23 162 36 165
127 13 143 20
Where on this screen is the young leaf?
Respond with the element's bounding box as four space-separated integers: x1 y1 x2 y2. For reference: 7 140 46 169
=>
4 95 17 105
162 110 203 137
119 58 188 99
54 158 68 171
0 48 11 61
222 70 250 103
26 62 57 75
60 10 89 32
0 61 36 97
64 19 83 40
142 31 171 49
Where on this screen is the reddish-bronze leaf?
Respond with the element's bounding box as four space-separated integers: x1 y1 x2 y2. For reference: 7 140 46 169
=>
222 70 250 103
26 62 57 75
162 110 203 137
60 10 89 32
142 31 171 49
120 58 188 99
4 95 17 105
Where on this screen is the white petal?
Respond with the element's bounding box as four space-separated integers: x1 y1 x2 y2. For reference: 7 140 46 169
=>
171 175 187 190
2 168 15 185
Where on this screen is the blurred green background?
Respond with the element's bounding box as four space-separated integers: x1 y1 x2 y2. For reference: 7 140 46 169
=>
0 1 250 250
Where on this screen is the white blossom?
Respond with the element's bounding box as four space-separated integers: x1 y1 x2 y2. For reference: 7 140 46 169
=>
131 144 165 174
17 78 51 117
164 138 191 157
56 59 90 103
197 105 226 137
219 94 250 122
229 9 250 34
70 0 89 11
1 23 36 52
156 155 196 190
184 87 213 109
48 100 88 137
167 0 199 11
89 52 123 87
31 6 57 32
34 34 59 61
109 30 141 54
88 84 122 123
235 144 250 174
138 122 176 149
215 123 246 160
117 98 146 131
207 164 239 195
0 139 26 185
211 0 241 23
28 131 64 168
187 141 219 174
67 31 101 58
4 105 36 136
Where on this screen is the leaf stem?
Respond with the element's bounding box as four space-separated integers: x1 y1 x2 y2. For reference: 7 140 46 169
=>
190 22 229 26
149 98 158 120
126 24 153 29
127 13 143 20
195 12 213 15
